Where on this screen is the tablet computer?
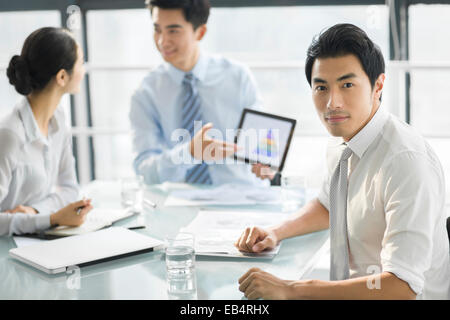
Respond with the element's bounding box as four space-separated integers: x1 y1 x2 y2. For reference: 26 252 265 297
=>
234 108 297 171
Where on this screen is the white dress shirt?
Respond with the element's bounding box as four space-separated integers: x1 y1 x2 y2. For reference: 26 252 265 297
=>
318 107 450 299
129 52 267 186
0 98 79 236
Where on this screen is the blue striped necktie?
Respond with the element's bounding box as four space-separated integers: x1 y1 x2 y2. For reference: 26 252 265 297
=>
182 72 212 184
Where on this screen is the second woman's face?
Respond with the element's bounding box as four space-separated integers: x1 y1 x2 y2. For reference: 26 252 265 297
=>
66 45 85 94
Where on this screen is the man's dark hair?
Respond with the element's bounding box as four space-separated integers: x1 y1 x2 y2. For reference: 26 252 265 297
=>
305 23 385 89
146 0 210 30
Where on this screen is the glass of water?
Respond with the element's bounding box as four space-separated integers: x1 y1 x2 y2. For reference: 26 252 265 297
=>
121 175 143 212
167 272 197 300
281 175 307 213
165 232 197 300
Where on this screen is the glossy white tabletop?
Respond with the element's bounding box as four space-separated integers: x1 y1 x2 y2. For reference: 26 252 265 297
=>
0 180 329 300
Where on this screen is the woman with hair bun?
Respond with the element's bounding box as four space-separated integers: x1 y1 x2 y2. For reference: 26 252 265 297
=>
0 27 93 236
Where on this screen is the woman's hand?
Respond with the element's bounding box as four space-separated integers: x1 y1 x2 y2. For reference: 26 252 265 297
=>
50 199 93 227
5 205 37 214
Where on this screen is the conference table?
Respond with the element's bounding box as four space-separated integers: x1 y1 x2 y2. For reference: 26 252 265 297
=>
0 180 329 300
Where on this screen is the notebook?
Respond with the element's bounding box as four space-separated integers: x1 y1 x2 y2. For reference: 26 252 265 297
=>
44 208 137 237
9 227 164 274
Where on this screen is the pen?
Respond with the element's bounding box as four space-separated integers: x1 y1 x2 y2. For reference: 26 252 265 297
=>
76 197 87 215
128 226 146 230
76 205 85 216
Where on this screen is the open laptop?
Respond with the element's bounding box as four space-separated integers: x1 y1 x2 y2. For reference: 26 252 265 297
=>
9 227 164 274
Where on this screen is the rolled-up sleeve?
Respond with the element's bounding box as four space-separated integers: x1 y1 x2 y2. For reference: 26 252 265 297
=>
380 151 444 295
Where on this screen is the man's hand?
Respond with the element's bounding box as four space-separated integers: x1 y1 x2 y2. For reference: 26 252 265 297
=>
234 226 279 253
5 205 37 214
251 163 276 181
50 199 93 227
190 123 238 162
239 267 294 300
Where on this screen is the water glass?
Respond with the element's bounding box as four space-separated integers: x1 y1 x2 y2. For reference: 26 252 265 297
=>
281 175 306 212
167 273 197 300
165 232 195 276
165 232 197 299
121 176 143 212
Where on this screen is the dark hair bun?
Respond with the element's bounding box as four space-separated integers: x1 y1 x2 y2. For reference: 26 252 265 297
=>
7 27 78 96
7 55 33 95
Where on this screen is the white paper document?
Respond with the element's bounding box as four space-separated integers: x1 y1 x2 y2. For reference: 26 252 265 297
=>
181 210 291 259
164 184 281 207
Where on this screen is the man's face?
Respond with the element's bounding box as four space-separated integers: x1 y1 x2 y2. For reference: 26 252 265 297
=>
152 7 205 70
311 54 384 141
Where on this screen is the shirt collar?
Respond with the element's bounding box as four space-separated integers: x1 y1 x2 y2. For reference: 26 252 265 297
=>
18 97 60 144
346 107 389 159
165 53 209 85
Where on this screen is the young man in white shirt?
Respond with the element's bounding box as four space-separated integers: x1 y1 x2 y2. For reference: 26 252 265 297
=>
235 23 450 300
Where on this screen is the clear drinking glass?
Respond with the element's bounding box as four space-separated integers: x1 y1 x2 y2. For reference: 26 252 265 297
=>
165 232 197 300
167 272 197 300
281 175 307 213
120 175 143 212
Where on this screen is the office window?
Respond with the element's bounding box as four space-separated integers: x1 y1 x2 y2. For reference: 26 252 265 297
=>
0 11 61 63
204 5 390 135
0 11 71 126
86 5 389 180
87 9 155 180
409 4 450 197
409 4 450 135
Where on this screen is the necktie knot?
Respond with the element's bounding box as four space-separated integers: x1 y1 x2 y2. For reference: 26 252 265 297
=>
183 72 196 86
340 147 352 162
